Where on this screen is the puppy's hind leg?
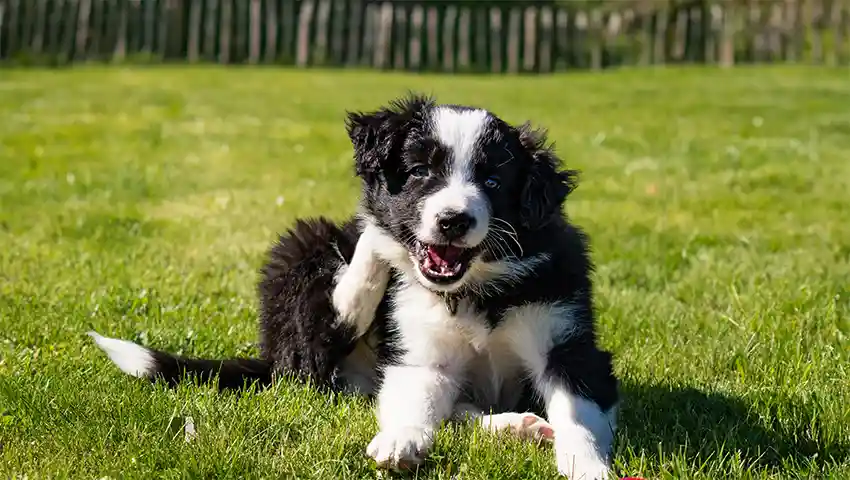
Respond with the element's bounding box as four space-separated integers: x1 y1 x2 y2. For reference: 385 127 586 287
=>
332 222 390 337
452 403 555 445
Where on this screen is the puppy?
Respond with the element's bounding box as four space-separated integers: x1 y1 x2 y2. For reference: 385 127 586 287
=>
90 94 618 479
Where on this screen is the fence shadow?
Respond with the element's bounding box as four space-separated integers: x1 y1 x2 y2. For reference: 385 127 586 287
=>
615 380 848 471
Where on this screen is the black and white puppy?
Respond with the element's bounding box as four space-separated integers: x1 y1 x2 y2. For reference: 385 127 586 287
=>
89 95 619 479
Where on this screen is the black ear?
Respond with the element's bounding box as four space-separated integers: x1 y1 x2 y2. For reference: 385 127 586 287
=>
517 123 578 230
345 94 434 184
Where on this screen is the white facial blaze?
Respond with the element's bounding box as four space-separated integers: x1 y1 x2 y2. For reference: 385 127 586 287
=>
418 107 491 247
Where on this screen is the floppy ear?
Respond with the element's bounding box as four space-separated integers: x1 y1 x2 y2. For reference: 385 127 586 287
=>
517 123 578 230
345 94 433 184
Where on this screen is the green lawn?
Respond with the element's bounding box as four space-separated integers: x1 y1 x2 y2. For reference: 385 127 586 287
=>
1 66 848 479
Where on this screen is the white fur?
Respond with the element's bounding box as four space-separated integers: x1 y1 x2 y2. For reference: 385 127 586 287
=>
498 303 614 479
432 107 490 170
332 222 390 336
88 331 153 378
367 284 615 476
416 107 491 250
498 302 583 376
417 177 490 247
366 426 435 469
367 280 483 468
367 272 592 469
541 382 616 480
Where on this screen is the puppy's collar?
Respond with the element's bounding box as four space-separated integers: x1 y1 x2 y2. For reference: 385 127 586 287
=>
440 292 461 315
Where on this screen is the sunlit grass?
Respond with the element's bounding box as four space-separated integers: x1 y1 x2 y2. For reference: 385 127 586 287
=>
1 66 848 479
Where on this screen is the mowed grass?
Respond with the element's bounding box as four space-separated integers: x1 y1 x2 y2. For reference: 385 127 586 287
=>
1 66 848 480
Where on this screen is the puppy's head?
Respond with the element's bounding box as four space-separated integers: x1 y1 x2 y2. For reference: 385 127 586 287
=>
346 94 576 293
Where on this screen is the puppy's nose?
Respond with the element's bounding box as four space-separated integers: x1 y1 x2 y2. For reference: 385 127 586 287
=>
437 211 475 240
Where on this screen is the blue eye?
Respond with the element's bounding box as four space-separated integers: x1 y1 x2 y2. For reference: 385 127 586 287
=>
484 176 501 189
409 165 430 178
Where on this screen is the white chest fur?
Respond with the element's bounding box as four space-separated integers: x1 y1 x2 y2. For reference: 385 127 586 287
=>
391 281 547 411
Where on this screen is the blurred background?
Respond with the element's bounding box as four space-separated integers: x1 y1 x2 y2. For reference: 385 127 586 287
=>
1 0 847 70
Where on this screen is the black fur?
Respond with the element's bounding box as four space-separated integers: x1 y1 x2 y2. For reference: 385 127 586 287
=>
257 218 361 388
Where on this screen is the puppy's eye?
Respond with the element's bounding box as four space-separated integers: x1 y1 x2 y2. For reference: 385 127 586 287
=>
484 176 501 189
409 165 430 178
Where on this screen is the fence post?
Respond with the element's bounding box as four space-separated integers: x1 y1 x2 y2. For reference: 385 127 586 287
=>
442 4 457 72
810 0 824 63
523 5 538 72
32 0 48 56
345 0 363 66
554 7 568 70
539 6 553 73
506 7 520 73
203 0 218 61
22 0 33 54
360 2 375 66
75 0 91 60
589 8 603 70
264 0 277 63
457 6 471 71
653 1 668 65
827 0 843 65
372 2 392 69
672 5 687 61
330 0 346 65
296 0 314 66
313 0 330 65
840 0 850 64
220 0 232 63
188 0 201 62
249 0 261 64
409 4 423 70
0 0 4 59
8 0 19 58
393 5 408 70
425 5 438 69
474 6 486 72
93 0 108 59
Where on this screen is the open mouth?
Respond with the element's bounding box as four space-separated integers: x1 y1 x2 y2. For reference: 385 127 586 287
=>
414 241 476 285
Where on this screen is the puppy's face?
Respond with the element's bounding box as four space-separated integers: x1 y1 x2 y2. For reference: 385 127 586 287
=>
347 95 576 293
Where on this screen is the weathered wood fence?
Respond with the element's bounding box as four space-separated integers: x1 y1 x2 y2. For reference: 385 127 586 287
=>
1 0 849 71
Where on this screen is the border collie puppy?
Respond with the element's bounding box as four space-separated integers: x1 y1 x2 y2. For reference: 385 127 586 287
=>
89 95 619 479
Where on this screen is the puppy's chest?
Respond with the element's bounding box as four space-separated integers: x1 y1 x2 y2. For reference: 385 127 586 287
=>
392 288 525 405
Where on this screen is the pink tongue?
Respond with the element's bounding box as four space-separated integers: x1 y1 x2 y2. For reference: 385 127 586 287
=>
427 246 462 266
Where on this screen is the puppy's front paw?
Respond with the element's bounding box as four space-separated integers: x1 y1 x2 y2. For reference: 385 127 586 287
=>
366 427 434 470
555 449 611 480
332 263 388 336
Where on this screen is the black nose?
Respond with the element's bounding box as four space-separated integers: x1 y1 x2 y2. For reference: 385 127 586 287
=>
437 211 474 240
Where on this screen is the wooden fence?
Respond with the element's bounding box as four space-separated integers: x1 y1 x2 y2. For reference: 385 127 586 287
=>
1 0 849 71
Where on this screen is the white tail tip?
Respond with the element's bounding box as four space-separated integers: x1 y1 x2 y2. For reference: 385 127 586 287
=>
88 331 154 378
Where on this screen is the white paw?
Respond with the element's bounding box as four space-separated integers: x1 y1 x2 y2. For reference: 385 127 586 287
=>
555 449 611 479
332 263 388 336
479 412 555 444
366 427 434 470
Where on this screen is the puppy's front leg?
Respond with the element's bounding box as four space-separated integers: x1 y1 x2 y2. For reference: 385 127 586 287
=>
540 380 616 479
332 222 390 337
366 363 462 470
503 304 618 479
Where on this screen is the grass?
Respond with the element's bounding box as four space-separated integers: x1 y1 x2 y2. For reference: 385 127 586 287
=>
0 65 848 479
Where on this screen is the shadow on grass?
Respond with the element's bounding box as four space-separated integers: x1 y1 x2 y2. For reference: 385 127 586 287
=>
616 380 848 471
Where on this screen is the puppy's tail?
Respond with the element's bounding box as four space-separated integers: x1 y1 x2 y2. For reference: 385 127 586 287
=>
88 331 273 390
